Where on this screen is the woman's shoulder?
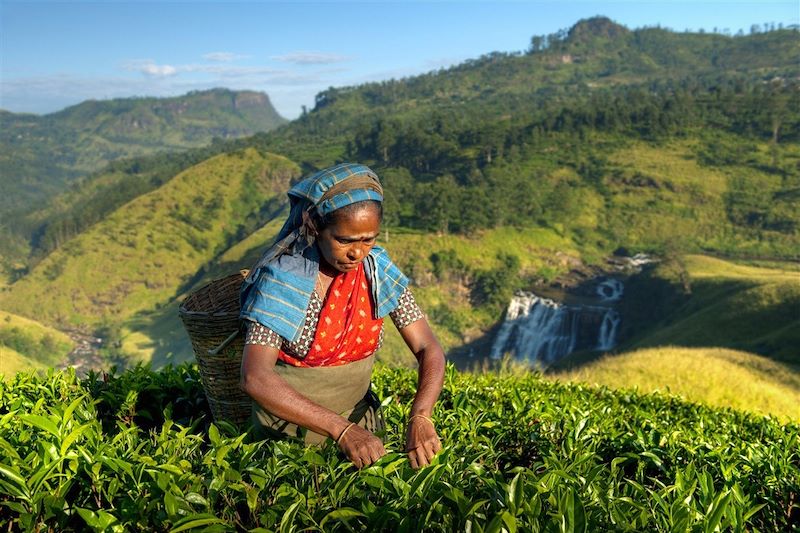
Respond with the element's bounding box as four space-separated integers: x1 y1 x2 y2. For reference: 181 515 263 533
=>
366 245 405 279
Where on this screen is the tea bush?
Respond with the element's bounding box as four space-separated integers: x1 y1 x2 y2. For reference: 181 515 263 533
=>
1 363 798 531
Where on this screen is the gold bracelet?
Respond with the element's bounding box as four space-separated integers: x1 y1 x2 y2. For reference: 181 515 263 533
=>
336 422 356 444
408 414 434 426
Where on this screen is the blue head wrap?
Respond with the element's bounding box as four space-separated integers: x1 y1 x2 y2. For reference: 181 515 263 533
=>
240 163 408 342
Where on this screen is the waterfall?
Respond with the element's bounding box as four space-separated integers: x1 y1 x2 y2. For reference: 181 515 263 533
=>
596 309 620 351
596 278 624 301
491 291 621 366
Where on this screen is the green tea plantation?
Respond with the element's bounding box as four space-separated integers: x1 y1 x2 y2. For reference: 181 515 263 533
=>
1 363 797 531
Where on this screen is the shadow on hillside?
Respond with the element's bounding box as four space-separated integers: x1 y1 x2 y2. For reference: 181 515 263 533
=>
620 274 799 362
127 303 196 369
130 231 281 371
130 221 281 370
444 269 799 374
553 275 799 370
446 322 504 371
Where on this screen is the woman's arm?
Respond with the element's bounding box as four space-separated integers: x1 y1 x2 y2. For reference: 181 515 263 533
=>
398 317 446 468
240 344 386 468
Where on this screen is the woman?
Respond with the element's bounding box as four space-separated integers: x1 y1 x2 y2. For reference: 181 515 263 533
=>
239 163 445 469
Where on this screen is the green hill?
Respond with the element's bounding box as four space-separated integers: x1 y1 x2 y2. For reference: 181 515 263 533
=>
123 223 582 367
10 20 798 279
550 346 800 422
1 19 798 377
238 20 799 258
0 149 299 331
0 310 74 376
0 89 287 267
618 255 800 364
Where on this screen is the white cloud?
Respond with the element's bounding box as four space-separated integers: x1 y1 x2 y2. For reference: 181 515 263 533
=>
203 52 249 62
141 63 178 77
123 60 179 77
270 51 350 65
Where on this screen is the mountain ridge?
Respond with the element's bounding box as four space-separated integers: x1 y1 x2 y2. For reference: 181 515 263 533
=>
0 89 288 245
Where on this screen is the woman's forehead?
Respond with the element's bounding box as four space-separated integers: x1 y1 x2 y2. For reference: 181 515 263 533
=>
329 205 381 234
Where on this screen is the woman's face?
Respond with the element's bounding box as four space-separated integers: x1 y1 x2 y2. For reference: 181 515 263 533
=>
316 204 381 273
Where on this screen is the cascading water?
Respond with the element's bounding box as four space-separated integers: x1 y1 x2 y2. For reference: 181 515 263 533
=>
596 310 620 351
596 278 624 301
491 289 621 366
490 295 578 364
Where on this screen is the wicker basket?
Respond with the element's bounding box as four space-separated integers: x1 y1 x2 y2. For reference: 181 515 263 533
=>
179 270 251 425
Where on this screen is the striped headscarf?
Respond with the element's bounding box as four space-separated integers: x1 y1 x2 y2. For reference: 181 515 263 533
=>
240 163 408 342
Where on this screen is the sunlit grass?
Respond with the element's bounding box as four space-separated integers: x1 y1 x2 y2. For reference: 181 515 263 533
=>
0 346 43 378
684 254 800 282
0 310 73 377
550 346 800 422
0 150 298 327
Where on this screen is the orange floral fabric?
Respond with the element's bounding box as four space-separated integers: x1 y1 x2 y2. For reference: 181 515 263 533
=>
278 263 383 367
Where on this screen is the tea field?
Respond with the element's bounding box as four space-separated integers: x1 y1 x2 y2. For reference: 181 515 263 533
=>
1 363 798 531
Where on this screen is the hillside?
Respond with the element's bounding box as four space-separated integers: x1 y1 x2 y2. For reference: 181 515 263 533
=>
0 149 300 332
1 363 797 530
238 21 800 258
254 19 798 158
121 222 582 367
0 310 74 376
0 89 287 268
550 346 800 422
10 20 798 279
1 19 798 375
617 255 800 364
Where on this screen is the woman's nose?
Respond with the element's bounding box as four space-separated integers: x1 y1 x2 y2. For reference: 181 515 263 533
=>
348 246 363 260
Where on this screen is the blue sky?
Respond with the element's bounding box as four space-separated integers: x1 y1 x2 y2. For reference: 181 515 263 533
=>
2 1 798 119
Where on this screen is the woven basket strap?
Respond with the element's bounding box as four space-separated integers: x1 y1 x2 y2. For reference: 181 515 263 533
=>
208 329 241 355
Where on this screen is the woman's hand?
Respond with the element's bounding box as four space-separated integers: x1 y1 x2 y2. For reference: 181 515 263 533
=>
404 416 441 469
396 318 445 469
336 424 387 468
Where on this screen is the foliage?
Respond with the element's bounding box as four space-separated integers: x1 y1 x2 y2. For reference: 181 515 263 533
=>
470 253 523 315
2 20 799 372
0 150 300 328
6 23 799 277
0 363 798 531
0 328 61 364
251 23 800 257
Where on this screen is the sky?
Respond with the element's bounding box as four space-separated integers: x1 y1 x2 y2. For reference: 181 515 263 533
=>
2 1 798 119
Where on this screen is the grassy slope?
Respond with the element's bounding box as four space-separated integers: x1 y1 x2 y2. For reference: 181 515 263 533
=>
549 347 800 422
0 347 42 378
628 255 800 363
550 255 800 420
0 149 300 330
604 139 729 247
602 136 800 254
6 140 798 373
119 136 798 366
0 310 73 377
121 215 289 366
126 221 579 367
3 138 797 381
